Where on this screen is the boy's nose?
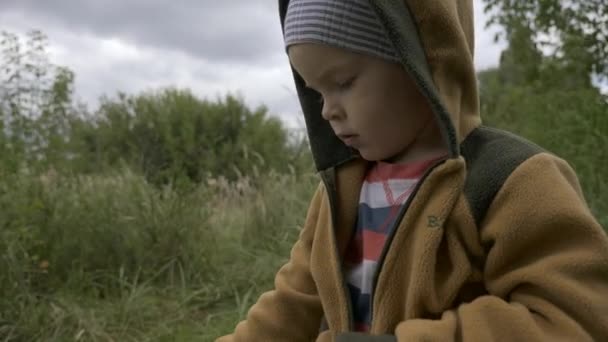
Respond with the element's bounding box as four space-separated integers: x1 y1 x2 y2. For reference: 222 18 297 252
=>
321 100 344 121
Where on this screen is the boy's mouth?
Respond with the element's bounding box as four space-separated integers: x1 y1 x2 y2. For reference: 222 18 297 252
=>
337 133 359 146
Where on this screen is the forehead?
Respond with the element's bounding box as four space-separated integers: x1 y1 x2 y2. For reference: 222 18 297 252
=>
288 43 363 80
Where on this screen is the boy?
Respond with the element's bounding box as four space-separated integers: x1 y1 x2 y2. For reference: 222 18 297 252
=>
217 0 608 340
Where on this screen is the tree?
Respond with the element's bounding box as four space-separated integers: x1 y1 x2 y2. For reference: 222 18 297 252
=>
0 30 76 169
479 1 608 227
483 0 608 82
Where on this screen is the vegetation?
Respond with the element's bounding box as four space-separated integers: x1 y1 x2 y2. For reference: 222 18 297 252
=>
0 2 606 339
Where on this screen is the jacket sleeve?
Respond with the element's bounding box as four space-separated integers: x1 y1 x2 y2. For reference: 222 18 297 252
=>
338 153 608 342
216 182 326 342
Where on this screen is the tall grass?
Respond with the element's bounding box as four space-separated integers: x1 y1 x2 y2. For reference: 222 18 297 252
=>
1 138 605 341
1 86 605 341
0 167 317 341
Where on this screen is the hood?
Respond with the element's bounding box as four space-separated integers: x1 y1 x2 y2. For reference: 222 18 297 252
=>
279 0 481 172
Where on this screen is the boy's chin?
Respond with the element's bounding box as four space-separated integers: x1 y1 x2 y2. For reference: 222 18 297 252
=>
353 146 405 163
356 149 387 162
358 148 412 164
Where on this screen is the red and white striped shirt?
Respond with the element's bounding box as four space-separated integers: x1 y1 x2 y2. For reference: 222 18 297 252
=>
342 157 441 332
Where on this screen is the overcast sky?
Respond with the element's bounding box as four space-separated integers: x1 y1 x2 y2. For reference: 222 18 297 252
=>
0 0 505 128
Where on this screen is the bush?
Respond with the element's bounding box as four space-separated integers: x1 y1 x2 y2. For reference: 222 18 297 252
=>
64 89 309 186
0 166 318 341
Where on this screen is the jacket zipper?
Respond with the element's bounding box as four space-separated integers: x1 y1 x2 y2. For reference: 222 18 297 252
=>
321 168 355 331
368 157 448 327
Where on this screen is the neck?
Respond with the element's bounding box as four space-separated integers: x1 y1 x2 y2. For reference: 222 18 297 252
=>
385 117 447 164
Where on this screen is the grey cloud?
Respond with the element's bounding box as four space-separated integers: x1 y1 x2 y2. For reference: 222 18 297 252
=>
0 0 284 65
0 0 505 126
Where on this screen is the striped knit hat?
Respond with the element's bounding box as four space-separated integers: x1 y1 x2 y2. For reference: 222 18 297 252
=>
283 0 400 62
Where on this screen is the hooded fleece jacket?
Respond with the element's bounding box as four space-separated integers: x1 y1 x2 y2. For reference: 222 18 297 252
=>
216 0 608 341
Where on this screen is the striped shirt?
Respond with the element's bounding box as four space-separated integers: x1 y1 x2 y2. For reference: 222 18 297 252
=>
342 158 439 332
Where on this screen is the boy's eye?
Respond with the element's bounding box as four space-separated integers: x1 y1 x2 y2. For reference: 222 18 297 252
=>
337 76 356 91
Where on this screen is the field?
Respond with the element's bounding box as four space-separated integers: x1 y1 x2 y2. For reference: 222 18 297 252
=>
1 111 606 341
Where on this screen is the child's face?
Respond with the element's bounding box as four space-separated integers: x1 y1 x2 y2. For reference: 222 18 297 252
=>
289 43 442 163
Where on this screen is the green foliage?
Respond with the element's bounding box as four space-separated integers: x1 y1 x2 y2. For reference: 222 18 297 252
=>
1 30 75 169
0 30 315 339
479 1 608 227
1 29 313 185
69 89 303 185
2 170 213 291
480 69 608 227
0 166 317 341
483 0 608 80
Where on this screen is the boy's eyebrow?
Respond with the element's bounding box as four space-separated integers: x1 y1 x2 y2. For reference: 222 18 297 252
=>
306 64 349 88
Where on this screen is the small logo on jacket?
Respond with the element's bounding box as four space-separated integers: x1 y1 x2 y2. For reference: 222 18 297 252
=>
427 215 442 228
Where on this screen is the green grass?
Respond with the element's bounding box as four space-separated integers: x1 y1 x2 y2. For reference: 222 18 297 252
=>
2 142 605 341
0 168 317 341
